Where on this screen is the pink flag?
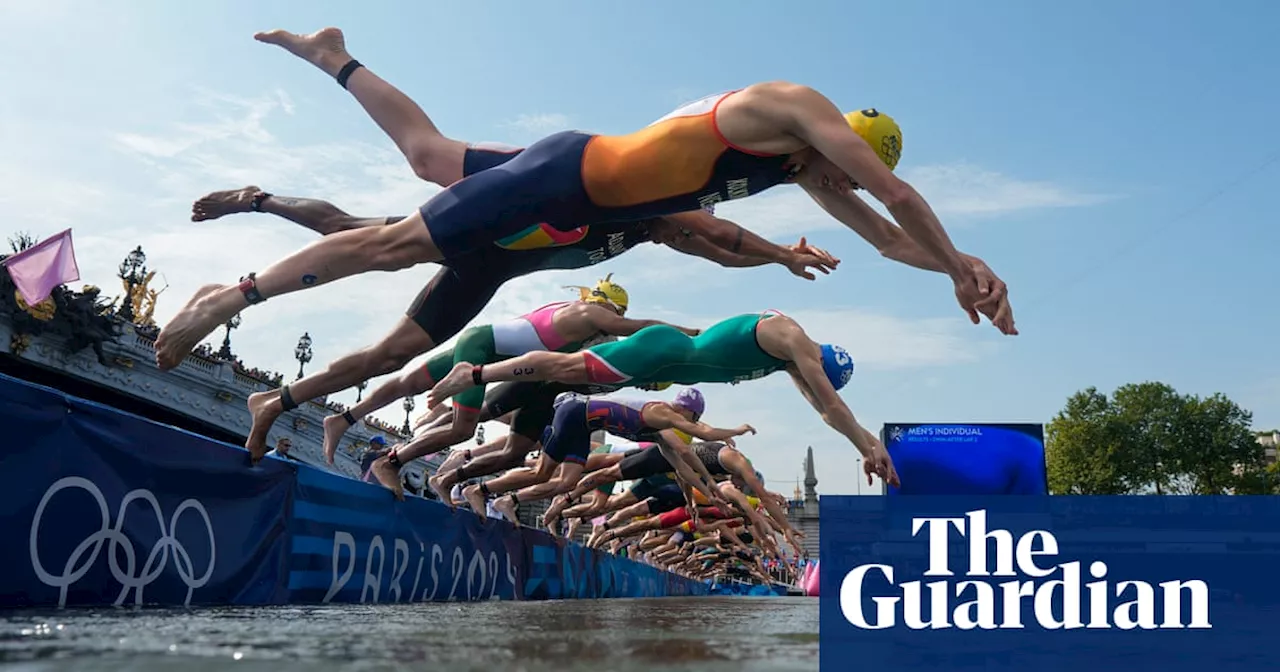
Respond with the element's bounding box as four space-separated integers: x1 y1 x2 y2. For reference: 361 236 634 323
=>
1 229 80 306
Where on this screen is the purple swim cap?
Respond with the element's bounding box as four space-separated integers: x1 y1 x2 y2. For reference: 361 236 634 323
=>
672 387 706 419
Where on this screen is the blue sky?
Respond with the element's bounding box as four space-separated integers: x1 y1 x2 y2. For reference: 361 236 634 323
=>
2 1 1278 495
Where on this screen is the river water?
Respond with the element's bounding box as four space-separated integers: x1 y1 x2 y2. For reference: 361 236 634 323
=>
0 597 817 672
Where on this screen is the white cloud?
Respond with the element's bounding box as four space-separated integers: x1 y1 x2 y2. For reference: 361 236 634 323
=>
903 163 1111 216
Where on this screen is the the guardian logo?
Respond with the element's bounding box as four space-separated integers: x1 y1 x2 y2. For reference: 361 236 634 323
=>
840 510 1211 631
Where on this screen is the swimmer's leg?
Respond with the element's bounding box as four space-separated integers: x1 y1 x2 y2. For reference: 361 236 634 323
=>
607 499 657 526
582 451 627 473
435 436 503 481
245 316 433 460
253 27 467 186
464 454 557 521
192 186 403 233
494 461 586 525
428 326 691 407
437 433 536 499
321 357 439 464
246 259 503 455
157 211 443 370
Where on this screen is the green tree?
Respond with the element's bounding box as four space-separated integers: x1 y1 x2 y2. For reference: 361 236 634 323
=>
1046 382 1264 495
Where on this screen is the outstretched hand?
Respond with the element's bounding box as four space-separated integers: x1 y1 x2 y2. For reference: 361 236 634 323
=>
784 237 840 280
952 255 1017 336
863 447 900 488
792 237 840 268
967 256 1017 335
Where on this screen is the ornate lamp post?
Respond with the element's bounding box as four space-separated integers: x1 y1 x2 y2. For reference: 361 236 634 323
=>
218 313 242 360
116 246 147 323
356 379 368 403
294 332 313 380
402 395 416 435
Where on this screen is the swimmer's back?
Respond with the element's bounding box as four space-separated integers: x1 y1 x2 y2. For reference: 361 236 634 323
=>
580 91 795 215
660 312 790 385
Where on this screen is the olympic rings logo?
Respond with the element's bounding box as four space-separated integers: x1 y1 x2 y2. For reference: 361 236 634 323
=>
29 477 217 607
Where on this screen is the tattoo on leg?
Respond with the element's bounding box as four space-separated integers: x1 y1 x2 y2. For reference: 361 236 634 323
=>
730 226 744 253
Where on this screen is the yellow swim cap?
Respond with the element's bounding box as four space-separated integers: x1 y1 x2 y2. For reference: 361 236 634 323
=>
673 429 693 444
573 273 629 314
844 108 903 171
640 381 674 392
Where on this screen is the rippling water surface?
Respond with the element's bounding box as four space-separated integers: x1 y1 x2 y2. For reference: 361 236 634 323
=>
0 596 817 672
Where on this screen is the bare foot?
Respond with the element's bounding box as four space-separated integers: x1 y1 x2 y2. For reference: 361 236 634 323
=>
246 390 282 462
254 27 352 78
427 362 477 409
192 186 259 222
566 518 582 539
492 496 519 525
462 485 487 517
542 496 566 533
371 456 404 501
427 474 455 507
156 284 242 370
322 414 353 465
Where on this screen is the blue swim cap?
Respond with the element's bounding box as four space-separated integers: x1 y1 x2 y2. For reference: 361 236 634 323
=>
370 436 387 447
819 344 855 390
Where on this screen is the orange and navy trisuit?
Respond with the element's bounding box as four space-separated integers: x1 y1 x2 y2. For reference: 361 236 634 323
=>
419 91 798 258
404 143 652 344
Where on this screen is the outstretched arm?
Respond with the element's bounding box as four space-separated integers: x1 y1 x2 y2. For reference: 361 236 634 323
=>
721 459 800 543
798 187 1015 334
658 211 834 281
650 405 756 445
657 429 723 499
774 86 970 280
662 231 771 267
786 363 897 487
655 216 839 275
764 320 898 486
653 429 720 504
800 185 950 272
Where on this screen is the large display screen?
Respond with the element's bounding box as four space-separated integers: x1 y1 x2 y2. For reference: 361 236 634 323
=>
881 423 1047 495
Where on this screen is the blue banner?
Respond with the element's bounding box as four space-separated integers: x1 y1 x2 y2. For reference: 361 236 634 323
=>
0 373 706 608
287 465 523 603
1 375 295 608
288 466 707 603
820 495 1279 671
